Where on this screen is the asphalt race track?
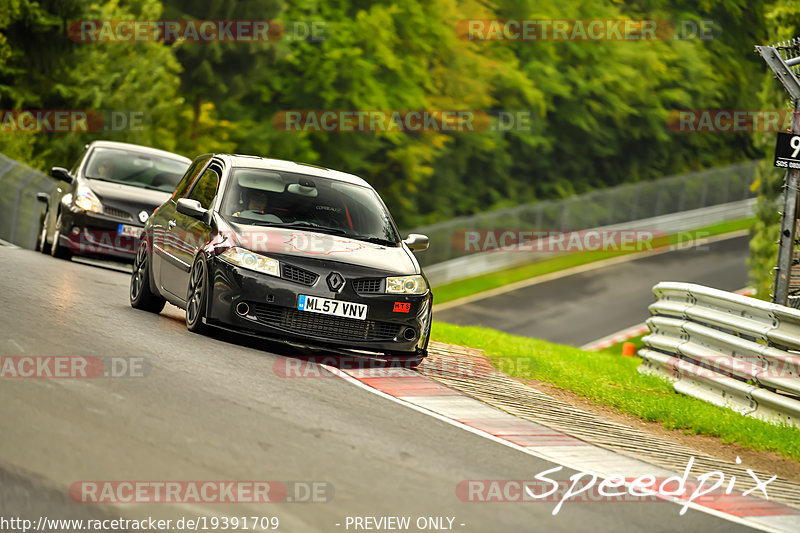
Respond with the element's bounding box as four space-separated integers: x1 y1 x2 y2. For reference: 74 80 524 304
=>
434 235 750 346
0 245 758 532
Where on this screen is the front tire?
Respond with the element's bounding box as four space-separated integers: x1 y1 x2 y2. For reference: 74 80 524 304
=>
130 238 166 313
186 255 209 333
37 211 50 254
50 213 72 260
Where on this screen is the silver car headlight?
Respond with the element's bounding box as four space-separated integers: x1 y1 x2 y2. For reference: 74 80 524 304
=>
386 275 428 295
220 247 280 277
74 185 103 213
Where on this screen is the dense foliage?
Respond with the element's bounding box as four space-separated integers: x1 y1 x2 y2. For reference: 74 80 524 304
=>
0 0 782 234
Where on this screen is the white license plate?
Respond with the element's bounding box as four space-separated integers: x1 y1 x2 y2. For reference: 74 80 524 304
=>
118 224 139 237
298 295 367 320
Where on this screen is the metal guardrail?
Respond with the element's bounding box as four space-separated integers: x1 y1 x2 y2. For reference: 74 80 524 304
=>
405 160 759 269
425 198 756 286
639 282 800 427
0 153 54 249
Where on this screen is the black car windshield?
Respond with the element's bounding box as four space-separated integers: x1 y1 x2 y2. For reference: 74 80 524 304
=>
221 168 400 245
84 147 189 192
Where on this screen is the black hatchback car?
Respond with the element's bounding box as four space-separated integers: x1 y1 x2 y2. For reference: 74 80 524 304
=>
129 154 432 363
37 141 191 260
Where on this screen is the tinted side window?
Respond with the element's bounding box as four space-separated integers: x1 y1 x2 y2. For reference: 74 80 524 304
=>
187 168 220 209
172 156 210 200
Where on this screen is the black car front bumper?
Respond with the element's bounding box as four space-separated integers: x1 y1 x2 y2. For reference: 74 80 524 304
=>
205 255 432 355
61 208 143 260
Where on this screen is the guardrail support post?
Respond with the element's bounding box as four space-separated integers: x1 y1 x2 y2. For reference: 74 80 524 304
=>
774 100 800 306
756 40 800 305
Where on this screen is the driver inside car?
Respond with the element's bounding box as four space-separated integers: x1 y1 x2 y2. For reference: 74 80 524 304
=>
231 187 282 223
95 158 116 180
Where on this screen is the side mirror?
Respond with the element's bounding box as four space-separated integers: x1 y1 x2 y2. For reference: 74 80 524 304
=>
50 167 72 183
176 198 208 221
403 233 429 252
36 192 49 203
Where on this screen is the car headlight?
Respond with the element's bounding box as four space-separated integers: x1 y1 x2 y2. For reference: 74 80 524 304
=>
74 185 103 213
386 275 428 294
220 247 280 277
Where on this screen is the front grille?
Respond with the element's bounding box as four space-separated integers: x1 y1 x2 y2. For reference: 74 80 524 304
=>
353 278 383 294
281 264 318 286
251 303 402 341
104 206 132 221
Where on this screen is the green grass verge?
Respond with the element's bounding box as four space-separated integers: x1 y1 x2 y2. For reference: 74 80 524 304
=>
431 321 800 461
599 333 647 356
432 218 754 305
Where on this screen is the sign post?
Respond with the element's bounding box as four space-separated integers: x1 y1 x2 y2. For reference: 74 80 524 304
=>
772 111 800 305
757 40 800 305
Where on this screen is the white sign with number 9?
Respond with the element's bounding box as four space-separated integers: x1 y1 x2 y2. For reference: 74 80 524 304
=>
792 135 800 158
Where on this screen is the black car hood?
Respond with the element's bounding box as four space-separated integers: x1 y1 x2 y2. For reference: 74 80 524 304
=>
87 179 172 208
219 221 419 275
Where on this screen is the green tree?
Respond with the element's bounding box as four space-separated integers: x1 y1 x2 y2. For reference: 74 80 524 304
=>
160 0 281 144
0 0 785 234
0 0 84 166
0 0 186 168
262 0 539 226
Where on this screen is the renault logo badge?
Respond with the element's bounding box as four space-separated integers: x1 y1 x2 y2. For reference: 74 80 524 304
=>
138 210 149 223
326 272 344 292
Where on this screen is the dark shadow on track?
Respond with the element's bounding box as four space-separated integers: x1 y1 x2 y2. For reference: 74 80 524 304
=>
203 325 422 372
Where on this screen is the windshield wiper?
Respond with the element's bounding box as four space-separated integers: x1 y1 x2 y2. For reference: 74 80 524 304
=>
355 236 398 247
86 177 127 184
273 223 354 237
237 221 398 246
275 224 398 245
243 221 348 235
137 183 173 192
